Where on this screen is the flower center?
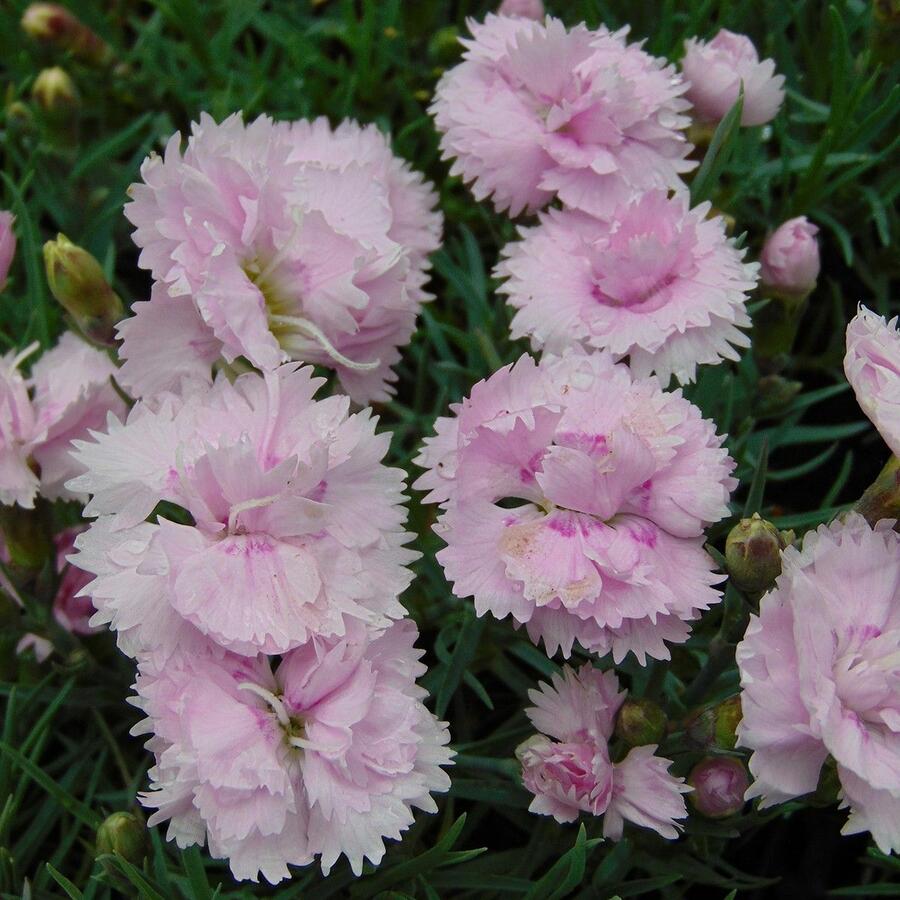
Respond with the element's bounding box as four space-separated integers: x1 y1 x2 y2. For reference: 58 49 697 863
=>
238 681 307 749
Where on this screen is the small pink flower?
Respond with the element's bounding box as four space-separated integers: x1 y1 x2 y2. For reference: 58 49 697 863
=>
70 364 417 662
844 306 900 457
497 192 757 385
736 514 900 854
498 0 543 18
132 620 453 883
681 30 785 126
759 217 820 298
431 16 694 217
517 664 689 838
16 633 53 662
52 526 98 635
0 211 16 293
123 113 440 404
0 334 125 509
688 757 749 818
415 350 735 664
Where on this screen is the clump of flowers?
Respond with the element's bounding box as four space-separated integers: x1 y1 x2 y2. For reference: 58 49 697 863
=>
496 191 757 385
844 306 900 457
121 112 441 403
70 363 416 661
415 349 735 663
430 15 694 217
736 514 900 854
0 333 125 508
681 30 785 126
132 620 453 883
516 664 689 837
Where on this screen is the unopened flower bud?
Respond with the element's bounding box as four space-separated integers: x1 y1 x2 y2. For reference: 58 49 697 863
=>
615 697 667 746
31 67 79 119
498 0 544 18
725 513 789 594
753 374 802 419
43 234 123 345
428 26 462 65
5 101 34 133
760 217 820 300
0 212 16 293
714 695 742 750
95 812 149 866
21 3 112 66
688 757 749 818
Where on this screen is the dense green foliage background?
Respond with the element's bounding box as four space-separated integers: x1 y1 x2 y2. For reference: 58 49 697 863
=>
0 0 898 897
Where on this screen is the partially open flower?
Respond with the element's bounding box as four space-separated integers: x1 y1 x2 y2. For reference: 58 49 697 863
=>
688 757 749 818
760 217 820 300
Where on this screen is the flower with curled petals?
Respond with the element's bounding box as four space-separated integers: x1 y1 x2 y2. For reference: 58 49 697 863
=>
497 191 757 385
69 364 416 662
844 306 900 457
516 664 689 837
736 514 900 854
132 619 453 884
430 15 694 217
415 350 735 664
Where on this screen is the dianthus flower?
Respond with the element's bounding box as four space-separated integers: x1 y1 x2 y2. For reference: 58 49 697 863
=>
430 15 694 217
736 514 900 854
122 112 441 403
844 306 900 457
415 350 735 663
69 364 416 661
516 664 689 836
681 30 785 127
497 191 756 385
0 333 125 508
131 619 453 883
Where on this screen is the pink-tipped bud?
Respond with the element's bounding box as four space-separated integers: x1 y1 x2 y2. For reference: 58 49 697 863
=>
498 0 544 19
725 513 791 594
688 757 749 818
31 66 80 119
0 212 16 293
760 217 820 300
21 4 112 66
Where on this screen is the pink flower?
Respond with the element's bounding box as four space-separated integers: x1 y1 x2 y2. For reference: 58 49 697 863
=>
132 619 453 883
736 514 900 854
497 192 757 385
0 211 15 292
516 664 689 837
498 0 543 18
0 334 125 508
415 350 735 664
759 216 820 298
123 112 441 404
844 306 900 457
681 30 785 126
688 757 749 818
69 364 417 661
53 526 99 635
16 633 53 663
430 16 694 217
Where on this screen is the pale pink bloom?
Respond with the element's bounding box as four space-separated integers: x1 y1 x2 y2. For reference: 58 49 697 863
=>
16 633 53 663
415 350 735 664
498 0 543 18
131 619 453 883
759 217 820 298
430 15 694 217
0 211 15 292
69 364 417 661
681 30 785 126
0 334 124 508
517 664 689 837
497 192 757 385
736 514 900 854
844 306 900 457
123 112 438 404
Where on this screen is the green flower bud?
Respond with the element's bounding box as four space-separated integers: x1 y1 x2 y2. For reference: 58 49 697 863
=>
615 697 667 746
714 695 742 750
753 374 803 419
96 812 149 866
31 67 80 120
21 3 112 66
43 234 123 346
725 513 789 594
428 26 462 65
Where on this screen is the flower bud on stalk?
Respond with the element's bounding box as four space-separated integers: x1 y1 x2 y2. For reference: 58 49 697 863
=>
615 697 668 746
753 374 803 419
43 234 123 346
713 695 742 750
688 757 749 818
95 812 150 867
31 66 80 121
0 212 16 293
725 513 791 595
853 455 900 528
21 3 112 66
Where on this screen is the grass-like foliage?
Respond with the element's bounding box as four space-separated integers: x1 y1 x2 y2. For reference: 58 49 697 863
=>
0 0 898 897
